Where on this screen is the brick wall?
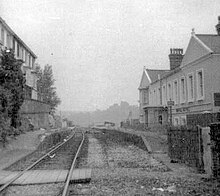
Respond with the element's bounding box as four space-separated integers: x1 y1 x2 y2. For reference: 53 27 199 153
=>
167 126 204 171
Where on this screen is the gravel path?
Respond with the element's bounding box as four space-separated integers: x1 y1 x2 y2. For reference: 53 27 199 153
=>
86 136 107 168
107 144 169 171
2 183 64 196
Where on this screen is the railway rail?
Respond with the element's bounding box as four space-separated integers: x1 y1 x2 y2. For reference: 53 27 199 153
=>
0 129 85 196
61 131 85 196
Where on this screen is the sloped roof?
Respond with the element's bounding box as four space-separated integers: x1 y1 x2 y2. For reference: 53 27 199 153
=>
181 34 214 67
139 69 150 89
146 69 170 83
196 34 220 54
0 17 37 58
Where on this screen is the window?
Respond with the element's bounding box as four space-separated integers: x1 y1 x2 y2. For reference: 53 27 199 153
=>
21 48 24 60
12 39 15 51
187 73 194 102
17 44 20 57
143 89 149 104
168 82 172 101
180 77 186 103
180 116 186 125
158 115 162 124
173 117 179 126
1 28 4 45
23 50 26 61
143 91 146 103
157 87 161 105
214 93 220 106
173 80 178 104
196 69 204 100
26 52 28 64
6 34 10 48
29 55 32 67
153 89 156 105
32 58 35 68
162 85 166 105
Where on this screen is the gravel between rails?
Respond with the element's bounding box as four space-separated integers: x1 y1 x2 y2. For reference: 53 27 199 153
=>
5 130 72 171
1 132 87 196
75 133 89 168
32 133 83 170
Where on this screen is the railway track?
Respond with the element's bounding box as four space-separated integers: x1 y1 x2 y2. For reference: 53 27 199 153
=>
0 129 85 196
61 131 85 196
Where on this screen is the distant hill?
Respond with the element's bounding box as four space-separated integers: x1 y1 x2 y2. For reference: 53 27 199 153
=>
61 101 139 127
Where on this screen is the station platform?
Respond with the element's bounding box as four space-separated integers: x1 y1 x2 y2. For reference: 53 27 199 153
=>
0 168 92 185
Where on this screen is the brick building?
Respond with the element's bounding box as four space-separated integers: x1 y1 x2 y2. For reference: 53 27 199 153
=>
139 16 220 127
0 17 51 129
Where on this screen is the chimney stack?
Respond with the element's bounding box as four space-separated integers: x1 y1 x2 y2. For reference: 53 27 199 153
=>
169 48 184 70
216 16 220 35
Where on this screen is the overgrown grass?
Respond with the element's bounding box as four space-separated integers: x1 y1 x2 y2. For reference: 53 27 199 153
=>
4 129 72 171
94 129 148 151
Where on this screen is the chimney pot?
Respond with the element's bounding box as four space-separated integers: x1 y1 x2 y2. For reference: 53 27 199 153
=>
169 48 184 70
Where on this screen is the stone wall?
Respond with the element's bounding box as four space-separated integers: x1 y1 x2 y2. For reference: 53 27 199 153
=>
20 99 51 129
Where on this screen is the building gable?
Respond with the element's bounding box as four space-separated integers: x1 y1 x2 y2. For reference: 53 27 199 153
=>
196 34 220 54
139 70 151 89
181 35 213 67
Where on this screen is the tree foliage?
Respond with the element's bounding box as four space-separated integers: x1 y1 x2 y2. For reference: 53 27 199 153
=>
36 64 61 113
0 49 25 143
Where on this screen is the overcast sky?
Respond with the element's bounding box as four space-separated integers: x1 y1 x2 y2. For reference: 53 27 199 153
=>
1 0 220 111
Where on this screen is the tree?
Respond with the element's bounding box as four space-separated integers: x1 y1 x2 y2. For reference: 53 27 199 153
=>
0 49 25 138
0 86 12 143
36 64 61 113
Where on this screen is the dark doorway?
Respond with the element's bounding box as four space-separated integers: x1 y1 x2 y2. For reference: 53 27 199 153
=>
159 115 162 124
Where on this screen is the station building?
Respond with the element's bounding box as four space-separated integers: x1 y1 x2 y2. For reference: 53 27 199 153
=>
0 17 38 100
139 16 220 127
